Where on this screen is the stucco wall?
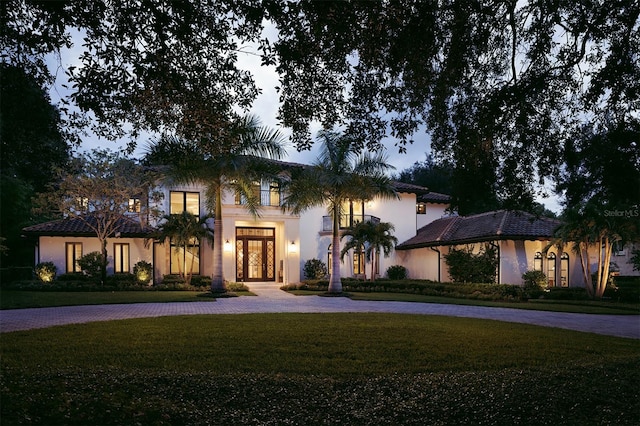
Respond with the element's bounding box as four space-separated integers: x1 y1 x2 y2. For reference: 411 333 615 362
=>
37 236 152 276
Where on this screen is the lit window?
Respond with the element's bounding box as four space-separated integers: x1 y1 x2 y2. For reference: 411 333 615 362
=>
170 191 200 216
416 203 426 214
128 198 141 213
547 252 556 287
170 238 200 275
114 243 130 273
353 247 365 275
560 253 569 287
66 242 82 273
533 252 542 271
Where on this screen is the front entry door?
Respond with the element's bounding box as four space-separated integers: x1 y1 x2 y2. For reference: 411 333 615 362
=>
236 227 275 282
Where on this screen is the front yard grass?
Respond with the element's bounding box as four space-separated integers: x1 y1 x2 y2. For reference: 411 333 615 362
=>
1 313 639 425
0 289 254 310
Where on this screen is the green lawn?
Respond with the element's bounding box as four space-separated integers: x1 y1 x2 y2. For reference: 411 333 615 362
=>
3 288 639 315
1 313 639 425
0 290 256 309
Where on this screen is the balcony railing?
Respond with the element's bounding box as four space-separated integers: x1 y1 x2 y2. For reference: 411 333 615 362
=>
235 189 282 207
322 214 380 232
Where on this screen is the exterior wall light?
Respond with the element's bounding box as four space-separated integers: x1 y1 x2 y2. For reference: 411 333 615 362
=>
224 239 232 252
289 241 297 254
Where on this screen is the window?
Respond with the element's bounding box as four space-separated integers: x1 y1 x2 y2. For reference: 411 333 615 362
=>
327 244 333 275
416 203 426 215
128 198 141 213
170 238 200 275
560 252 569 287
170 191 199 216
114 243 130 273
547 252 556 287
235 181 282 207
533 252 543 271
66 242 82 273
353 247 365 275
613 240 626 256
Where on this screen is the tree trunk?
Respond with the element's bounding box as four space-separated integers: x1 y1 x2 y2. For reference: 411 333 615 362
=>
578 241 594 298
211 186 226 292
100 238 108 286
596 237 613 298
370 248 377 282
328 205 343 293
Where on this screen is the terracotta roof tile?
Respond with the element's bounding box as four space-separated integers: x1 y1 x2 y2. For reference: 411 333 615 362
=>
23 214 155 237
397 210 561 249
418 191 451 204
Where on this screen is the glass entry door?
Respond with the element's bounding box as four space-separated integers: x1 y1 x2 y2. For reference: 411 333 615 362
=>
236 227 275 282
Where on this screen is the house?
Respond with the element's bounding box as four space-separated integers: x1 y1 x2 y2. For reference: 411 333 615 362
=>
22 161 638 287
22 168 446 285
396 210 585 286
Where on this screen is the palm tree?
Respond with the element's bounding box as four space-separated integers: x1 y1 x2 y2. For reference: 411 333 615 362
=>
341 221 398 282
282 130 398 293
154 211 213 286
340 220 373 281
366 221 398 281
146 115 287 292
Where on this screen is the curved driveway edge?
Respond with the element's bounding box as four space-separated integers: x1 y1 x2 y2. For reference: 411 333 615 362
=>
1 287 639 338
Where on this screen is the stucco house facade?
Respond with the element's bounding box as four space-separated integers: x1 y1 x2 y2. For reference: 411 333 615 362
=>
22 163 638 287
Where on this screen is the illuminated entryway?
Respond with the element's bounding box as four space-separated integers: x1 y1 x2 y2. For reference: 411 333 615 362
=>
235 227 275 282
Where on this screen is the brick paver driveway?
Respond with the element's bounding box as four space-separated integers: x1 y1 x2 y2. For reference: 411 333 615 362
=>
2 284 639 338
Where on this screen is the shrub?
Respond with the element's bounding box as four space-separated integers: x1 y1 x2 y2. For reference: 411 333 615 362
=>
522 270 546 289
77 251 106 278
226 282 250 292
303 259 328 279
444 245 498 283
35 262 57 283
386 265 408 280
133 260 153 285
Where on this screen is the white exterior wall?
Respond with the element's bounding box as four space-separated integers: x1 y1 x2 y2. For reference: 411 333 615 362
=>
398 240 585 287
296 192 419 280
36 236 152 276
417 203 450 229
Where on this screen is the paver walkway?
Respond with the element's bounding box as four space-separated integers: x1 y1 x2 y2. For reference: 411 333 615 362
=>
1 283 639 338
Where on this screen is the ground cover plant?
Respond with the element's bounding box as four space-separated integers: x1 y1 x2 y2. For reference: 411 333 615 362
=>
1 313 639 425
282 279 640 314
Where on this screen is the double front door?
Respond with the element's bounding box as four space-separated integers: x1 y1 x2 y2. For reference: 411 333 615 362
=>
236 227 275 282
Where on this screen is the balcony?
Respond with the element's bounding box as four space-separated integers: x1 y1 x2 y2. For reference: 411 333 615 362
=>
235 189 282 207
322 214 380 232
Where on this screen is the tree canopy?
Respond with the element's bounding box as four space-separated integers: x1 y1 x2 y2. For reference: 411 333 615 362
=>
3 0 638 206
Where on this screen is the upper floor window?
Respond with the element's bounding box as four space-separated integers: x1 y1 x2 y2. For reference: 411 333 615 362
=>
235 181 282 207
170 191 199 216
416 203 427 214
128 198 141 213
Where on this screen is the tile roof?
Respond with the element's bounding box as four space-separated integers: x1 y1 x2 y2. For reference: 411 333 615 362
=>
397 210 561 250
418 191 451 204
22 214 155 237
390 180 430 195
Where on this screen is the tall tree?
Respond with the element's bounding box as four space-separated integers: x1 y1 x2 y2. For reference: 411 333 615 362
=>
555 121 640 298
5 1 638 205
397 154 453 196
35 149 159 284
0 64 70 267
145 115 286 292
266 0 639 205
2 0 265 145
282 130 398 293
